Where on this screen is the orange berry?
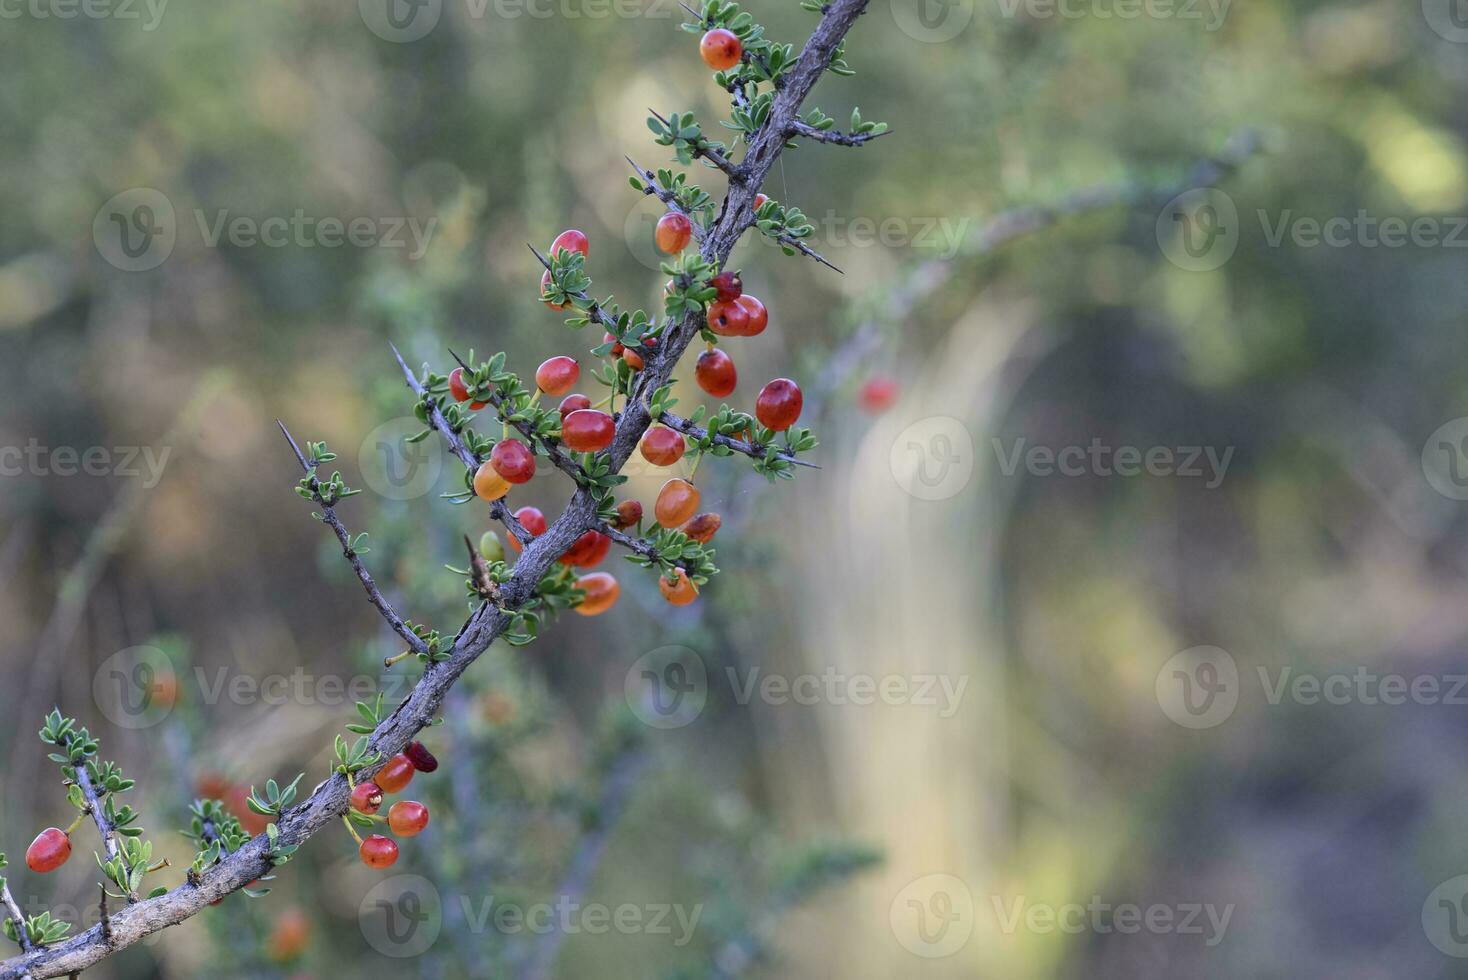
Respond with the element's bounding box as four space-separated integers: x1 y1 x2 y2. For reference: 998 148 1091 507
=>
612 499 643 529
25 828 71 873
659 568 699 606
536 356 580 396
680 512 722 543
700 28 742 70
655 478 700 527
655 212 693 254
387 801 430 836
473 461 511 501
376 753 415 794
268 908 311 962
574 572 621 615
640 427 686 467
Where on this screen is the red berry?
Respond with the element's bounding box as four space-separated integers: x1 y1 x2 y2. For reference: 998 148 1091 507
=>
611 499 643 529
25 828 71 873
376 753 415 794
735 294 767 335
710 270 743 303
562 409 615 453
350 781 384 815
387 801 430 837
706 299 749 336
695 348 737 398
507 505 548 554
755 378 803 431
640 426 686 467
490 439 536 484
603 331 625 357
859 376 900 413
700 28 742 70
623 349 645 371
535 356 580 396
753 193 768 210
359 834 399 868
680 512 722 543
573 572 620 616
558 393 592 419
404 740 439 773
659 568 699 606
473 461 511 501
655 212 693 254
541 269 570 311
560 529 611 568
448 368 471 403
549 229 589 258
655 478 701 527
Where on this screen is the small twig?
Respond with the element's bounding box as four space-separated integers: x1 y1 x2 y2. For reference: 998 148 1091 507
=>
277 421 430 655
525 245 623 334
1 881 31 953
70 761 133 903
787 119 891 147
647 108 743 180
626 157 710 246
96 889 110 948
657 410 819 470
775 235 843 273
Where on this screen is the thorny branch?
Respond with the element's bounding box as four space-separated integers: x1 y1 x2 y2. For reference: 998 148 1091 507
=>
0 1 874 973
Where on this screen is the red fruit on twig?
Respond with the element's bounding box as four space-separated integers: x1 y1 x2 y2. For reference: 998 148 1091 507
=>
700 28 742 70
755 378 803 431
695 348 737 397
359 835 399 868
25 827 71 873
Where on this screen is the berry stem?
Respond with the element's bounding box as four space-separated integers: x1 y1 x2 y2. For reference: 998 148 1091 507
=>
340 816 363 846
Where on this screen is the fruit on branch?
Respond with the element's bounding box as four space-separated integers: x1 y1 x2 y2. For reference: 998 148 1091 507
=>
376 753 416 794
859 376 900 412
549 229 590 257
507 505 547 554
612 499 643 529
25 827 71 873
387 801 430 836
735 294 768 336
700 27 743 70
536 355 580 396
655 212 693 254
560 529 611 568
562 408 616 452
680 512 722 543
754 192 768 210
640 426 686 467
706 299 749 336
359 835 399 869
710 270 744 303
755 378 804 431
404 740 439 773
449 368 488 409
541 270 570 311
623 348 645 371
558 393 592 418
490 439 537 484
350 781 385 815
695 348 737 397
655 478 701 527
573 572 620 616
473 461 512 501
479 530 505 562
603 331 625 357
267 908 311 963
659 568 699 606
